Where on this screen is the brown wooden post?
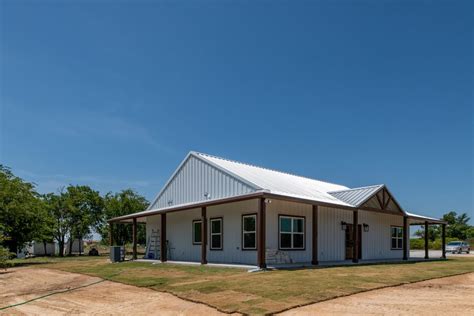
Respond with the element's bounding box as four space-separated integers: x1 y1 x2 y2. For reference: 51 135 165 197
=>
312 205 319 265
353 210 359 263
441 223 446 259
109 223 114 246
132 218 137 260
403 216 408 260
257 198 266 269
201 207 207 264
424 221 429 259
161 213 167 262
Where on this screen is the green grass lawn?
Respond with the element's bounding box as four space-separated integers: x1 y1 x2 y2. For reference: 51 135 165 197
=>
9 256 474 315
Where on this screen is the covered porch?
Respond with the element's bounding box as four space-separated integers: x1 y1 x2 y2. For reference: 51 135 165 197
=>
108 189 448 268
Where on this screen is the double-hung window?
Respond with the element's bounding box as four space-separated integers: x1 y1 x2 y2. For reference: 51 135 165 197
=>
279 215 305 250
391 226 403 249
242 214 257 250
192 220 202 244
210 218 223 250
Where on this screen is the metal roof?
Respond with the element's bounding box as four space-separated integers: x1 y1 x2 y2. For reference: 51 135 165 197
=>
328 184 384 207
195 152 352 206
109 151 444 224
406 212 447 224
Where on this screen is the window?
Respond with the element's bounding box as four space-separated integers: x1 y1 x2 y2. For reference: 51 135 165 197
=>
242 214 256 250
192 220 202 244
210 218 223 250
279 215 305 250
391 226 403 250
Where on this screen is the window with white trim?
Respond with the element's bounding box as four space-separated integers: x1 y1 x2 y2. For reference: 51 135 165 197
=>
242 214 256 250
279 216 305 250
210 218 223 250
192 220 202 244
391 226 403 249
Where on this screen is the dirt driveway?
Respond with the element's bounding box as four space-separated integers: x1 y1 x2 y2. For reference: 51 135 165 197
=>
0 268 226 315
2 268 473 315
280 272 474 315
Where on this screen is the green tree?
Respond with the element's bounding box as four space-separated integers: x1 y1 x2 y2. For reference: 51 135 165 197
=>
44 192 71 256
414 225 440 242
101 189 148 245
63 185 104 255
443 211 471 240
0 165 44 253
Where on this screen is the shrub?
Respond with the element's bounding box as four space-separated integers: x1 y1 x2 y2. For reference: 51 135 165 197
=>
410 237 460 250
0 246 13 270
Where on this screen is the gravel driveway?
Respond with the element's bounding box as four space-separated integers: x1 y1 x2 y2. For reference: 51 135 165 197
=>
0 268 227 315
2 266 473 315
280 272 474 315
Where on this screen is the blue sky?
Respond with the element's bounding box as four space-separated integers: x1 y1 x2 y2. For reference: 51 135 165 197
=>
1 1 472 222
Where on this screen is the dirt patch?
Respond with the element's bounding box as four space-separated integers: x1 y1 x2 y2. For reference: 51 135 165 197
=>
0 267 229 315
280 272 474 315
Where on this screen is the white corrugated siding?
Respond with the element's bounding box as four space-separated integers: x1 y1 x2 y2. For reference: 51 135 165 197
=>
359 210 404 260
145 203 406 263
318 206 353 261
167 208 201 262
206 199 259 265
146 214 161 244
318 208 405 261
266 199 313 263
151 156 255 210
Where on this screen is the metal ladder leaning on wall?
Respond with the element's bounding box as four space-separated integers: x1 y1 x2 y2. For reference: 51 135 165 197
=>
144 229 161 260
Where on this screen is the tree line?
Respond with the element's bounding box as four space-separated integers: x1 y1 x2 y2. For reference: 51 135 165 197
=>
0 165 148 257
414 211 473 241
1 164 473 259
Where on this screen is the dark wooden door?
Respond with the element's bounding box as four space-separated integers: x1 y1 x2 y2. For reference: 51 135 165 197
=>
345 224 362 260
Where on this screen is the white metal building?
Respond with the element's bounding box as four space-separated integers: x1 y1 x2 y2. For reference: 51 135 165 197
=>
109 151 446 267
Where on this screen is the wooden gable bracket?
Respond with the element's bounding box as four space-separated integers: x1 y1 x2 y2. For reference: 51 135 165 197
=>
383 191 392 209
375 192 384 210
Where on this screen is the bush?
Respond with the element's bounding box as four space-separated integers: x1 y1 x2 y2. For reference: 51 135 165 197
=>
0 246 13 270
410 237 460 250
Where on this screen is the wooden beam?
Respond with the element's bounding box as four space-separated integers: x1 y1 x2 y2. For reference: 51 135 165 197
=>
403 216 408 260
109 191 362 224
312 205 319 265
353 210 359 263
132 218 137 260
201 207 207 264
358 206 401 215
424 221 429 259
109 223 114 246
442 224 446 259
383 196 392 210
375 192 384 210
161 213 167 262
257 198 266 269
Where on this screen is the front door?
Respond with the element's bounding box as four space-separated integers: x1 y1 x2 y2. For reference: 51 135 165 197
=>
345 224 362 260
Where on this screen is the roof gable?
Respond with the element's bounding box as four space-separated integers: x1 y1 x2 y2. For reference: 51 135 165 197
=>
148 153 257 210
330 184 405 214
328 184 384 207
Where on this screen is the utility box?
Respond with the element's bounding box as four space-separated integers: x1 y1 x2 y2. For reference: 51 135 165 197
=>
110 246 125 262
